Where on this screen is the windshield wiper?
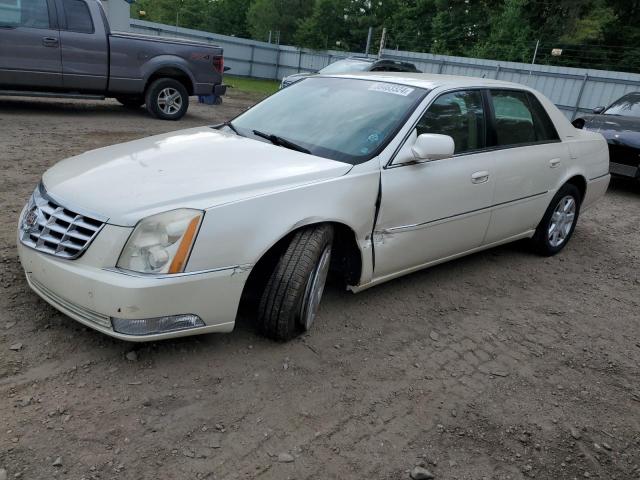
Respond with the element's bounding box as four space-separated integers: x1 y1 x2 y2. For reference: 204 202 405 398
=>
213 121 242 136
252 129 311 154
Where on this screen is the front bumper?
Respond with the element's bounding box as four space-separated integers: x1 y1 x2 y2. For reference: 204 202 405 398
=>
17 237 249 342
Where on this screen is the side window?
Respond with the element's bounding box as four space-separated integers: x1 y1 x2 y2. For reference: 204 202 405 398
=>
527 93 560 142
0 0 50 29
62 0 93 33
416 90 486 154
490 90 538 147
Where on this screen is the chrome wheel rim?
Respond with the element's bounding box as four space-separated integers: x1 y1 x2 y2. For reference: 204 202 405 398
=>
548 195 576 247
300 245 332 331
157 88 182 115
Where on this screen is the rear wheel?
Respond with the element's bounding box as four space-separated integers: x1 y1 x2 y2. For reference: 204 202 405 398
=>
145 78 189 120
258 225 334 341
531 183 582 256
115 96 144 109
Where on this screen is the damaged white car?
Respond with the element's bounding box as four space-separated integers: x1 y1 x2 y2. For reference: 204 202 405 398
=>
18 73 610 342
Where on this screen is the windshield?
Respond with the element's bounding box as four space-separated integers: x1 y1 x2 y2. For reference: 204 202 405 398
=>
604 93 640 117
319 59 372 74
232 77 427 164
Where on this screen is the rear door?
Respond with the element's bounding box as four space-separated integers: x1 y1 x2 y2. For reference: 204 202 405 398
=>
0 0 62 89
55 0 108 92
483 89 568 243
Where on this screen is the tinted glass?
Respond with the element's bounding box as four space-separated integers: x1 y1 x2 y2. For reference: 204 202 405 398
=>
232 77 426 164
604 93 640 117
416 90 486 154
63 0 93 33
527 93 559 142
0 0 49 28
490 90 536 146
319 59 372 74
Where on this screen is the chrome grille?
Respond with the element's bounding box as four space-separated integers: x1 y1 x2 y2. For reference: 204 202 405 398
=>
19 184 106 260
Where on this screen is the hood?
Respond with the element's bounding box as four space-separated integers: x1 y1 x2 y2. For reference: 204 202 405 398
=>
582 114 640 148
42 127 351 226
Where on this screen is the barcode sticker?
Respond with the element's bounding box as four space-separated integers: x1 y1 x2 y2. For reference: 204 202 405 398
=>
368 83 415 96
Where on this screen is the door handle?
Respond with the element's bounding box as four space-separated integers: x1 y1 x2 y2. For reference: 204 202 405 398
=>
471 171 490 184
42 36 59 47
549 158 561 168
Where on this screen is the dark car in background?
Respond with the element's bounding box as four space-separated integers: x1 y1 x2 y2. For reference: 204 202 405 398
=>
0 0 226 120
573 92 640 180
280 56 421 88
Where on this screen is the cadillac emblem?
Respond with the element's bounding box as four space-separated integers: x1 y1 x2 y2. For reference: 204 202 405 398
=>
22 206 39 231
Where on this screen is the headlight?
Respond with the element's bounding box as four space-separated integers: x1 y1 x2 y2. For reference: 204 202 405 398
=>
117 209 203 274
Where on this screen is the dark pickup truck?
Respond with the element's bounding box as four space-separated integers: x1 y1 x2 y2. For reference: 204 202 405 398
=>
0 0 226 120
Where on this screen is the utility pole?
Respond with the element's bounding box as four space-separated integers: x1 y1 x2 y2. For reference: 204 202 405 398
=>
377 27 387 59
365 27 373 56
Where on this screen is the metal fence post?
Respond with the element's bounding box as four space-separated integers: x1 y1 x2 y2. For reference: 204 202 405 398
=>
274 46 281 80
297 49 302 73
572 73 589 120
248 45 255 77
437 59 446 74
494 64 501 79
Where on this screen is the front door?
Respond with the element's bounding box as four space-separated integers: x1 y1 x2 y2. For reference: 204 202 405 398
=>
0 0 62 89
374 89 496 281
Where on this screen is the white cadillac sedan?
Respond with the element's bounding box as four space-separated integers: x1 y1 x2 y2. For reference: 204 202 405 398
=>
17 73 610 342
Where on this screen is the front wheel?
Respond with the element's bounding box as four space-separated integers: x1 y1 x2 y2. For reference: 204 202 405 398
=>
531 183 582 256
145 78 189 120
258 225 334 341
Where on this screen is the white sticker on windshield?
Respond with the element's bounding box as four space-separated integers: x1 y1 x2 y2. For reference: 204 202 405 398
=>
368 83 415 96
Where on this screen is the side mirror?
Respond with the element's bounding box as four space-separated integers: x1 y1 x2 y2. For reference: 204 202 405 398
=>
592 106 605 114
412 133 455 161
224 66 231 72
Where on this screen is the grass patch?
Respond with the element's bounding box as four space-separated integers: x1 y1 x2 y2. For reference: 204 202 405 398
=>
225 75 280 95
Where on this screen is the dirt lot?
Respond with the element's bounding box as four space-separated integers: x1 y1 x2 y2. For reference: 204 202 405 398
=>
1 90 639 480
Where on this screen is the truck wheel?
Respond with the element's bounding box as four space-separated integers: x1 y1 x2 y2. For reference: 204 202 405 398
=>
531 183 582 256
258 225 334 341
116 96 144 109
145 78 189 121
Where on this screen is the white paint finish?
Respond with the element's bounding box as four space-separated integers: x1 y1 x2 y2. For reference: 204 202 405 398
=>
375 147 496 278
484 142 570 243
18 73 610 341
42 127 352 226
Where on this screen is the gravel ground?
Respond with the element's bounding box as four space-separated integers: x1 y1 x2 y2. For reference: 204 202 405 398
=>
1 90 639 480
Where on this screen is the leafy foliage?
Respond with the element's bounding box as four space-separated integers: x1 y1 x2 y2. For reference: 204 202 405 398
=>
130 0 640 72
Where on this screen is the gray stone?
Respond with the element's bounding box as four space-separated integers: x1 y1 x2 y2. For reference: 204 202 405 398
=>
0 468 7 480
52 457 62 467
429 331 439 341
125 351 138 362
570 427 581 440
410 466 434 479
9 343 22 351
277 453 294 463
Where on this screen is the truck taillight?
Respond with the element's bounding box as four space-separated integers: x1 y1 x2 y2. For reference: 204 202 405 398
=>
213 56 224 73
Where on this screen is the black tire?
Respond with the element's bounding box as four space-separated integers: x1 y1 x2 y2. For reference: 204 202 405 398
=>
531 183 582 256
115 96 144 109
258 225 334 341
144 78 189 121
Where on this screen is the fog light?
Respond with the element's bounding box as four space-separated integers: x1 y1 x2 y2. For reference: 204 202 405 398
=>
111 314 204 336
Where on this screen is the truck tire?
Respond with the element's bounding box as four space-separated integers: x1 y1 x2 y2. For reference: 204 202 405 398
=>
116 96 144 109
145 78 189 121
531 183 582 256
258 225 334 341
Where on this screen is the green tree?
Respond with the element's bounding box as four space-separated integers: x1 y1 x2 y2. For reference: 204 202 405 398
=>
247 0 313 44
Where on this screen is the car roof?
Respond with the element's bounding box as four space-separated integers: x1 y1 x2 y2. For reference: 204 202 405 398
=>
324 71 533 91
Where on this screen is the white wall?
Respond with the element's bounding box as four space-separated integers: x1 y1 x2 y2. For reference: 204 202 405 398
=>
100 0 130 32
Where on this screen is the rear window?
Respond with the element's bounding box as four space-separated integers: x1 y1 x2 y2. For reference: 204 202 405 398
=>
0 0 50 29
62 0 94 33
